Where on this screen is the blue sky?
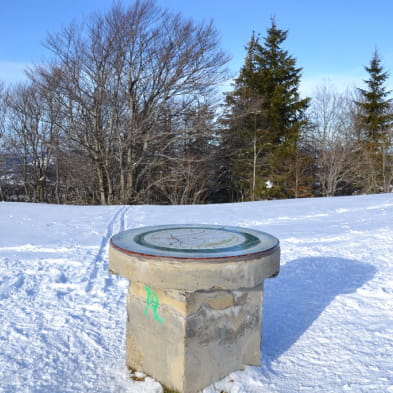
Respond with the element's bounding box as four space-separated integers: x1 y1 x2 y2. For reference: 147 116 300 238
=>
1 0 393 96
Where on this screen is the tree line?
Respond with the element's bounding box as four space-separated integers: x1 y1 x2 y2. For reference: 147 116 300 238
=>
0 1 392 204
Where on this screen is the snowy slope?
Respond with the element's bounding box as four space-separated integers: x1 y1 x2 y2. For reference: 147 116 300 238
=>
0 195 392 393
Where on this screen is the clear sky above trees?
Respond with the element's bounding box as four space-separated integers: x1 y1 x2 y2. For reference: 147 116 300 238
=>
1 0 393 96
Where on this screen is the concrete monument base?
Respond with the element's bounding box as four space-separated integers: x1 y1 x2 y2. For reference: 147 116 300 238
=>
109 225 280 393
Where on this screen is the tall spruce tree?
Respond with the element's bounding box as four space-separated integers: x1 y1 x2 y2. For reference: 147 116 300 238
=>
355 51 393 193
356 51 393 145
224 19 310 200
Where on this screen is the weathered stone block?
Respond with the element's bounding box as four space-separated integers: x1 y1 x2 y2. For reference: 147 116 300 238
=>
109 225 280 393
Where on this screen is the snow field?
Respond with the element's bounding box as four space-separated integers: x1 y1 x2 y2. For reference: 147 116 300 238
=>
0 194 393 392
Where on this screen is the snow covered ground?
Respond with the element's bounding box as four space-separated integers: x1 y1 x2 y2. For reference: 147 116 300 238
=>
0 194 392 393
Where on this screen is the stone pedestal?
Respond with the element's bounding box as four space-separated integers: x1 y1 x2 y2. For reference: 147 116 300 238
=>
109 225 280 393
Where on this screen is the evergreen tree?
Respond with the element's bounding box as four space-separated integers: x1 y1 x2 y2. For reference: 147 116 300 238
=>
355 51 393 193
356 51 393 145
224 19 310 200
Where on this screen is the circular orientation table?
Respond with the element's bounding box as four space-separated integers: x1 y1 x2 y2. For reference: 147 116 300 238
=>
109 224 280 393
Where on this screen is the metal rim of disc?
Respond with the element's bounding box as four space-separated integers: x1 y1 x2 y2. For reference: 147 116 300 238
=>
110 224 279 260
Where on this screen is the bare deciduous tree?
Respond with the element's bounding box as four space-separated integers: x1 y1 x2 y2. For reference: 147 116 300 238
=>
309 82 359 196
0 82 8 200
0 82 6 140
5 83 61 202
27 0 229 204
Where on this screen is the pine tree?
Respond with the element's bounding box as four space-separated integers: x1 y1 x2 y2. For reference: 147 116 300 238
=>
224 19 310 200
222 33 265 201
356 51 393 145
355 51 393 193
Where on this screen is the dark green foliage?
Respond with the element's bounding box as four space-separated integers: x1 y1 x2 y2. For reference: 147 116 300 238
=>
356 50 393 145
354 50 393 193
223 19 310 200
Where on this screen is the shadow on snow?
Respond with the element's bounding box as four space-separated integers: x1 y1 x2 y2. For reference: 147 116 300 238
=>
261 257 376 363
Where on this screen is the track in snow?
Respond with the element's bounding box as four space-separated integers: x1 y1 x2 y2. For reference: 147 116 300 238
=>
85 205 129 293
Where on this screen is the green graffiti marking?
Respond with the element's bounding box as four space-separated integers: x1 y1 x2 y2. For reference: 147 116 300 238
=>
144 286 163 324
